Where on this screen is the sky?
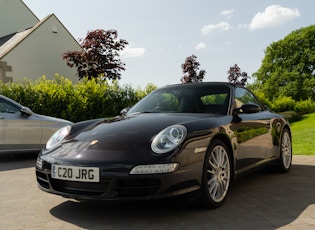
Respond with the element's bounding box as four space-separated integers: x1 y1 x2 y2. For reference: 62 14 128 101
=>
23 0 314 88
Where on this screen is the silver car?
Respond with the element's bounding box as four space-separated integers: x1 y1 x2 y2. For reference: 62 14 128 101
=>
0 95 72 154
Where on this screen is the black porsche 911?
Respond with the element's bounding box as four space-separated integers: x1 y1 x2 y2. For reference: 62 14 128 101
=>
36 82 292 208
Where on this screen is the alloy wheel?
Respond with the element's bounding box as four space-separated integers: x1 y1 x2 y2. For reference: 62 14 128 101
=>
281 131 292 170
206 144 231 203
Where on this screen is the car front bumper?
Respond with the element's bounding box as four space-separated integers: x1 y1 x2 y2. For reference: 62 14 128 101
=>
35 155 204 201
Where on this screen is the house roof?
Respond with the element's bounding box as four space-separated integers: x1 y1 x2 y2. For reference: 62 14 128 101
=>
0 29 32 58
0 33 17 47
0 14 81 59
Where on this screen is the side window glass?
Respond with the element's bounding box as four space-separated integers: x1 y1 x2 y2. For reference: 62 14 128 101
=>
0 99 20 113
235 88 262 111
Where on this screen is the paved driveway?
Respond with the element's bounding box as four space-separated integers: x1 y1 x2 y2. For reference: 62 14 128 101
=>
1 154 315 230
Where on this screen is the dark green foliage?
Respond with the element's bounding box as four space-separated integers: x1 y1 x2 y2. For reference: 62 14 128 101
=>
272 96 296 112
250 87 315 113
252 89 315 115
0 76 156 122
280 111 301 123
294 99 315 115
252 25 315 101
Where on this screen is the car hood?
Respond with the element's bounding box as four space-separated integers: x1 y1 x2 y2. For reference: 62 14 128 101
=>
48 113 225 165
67 113 214 149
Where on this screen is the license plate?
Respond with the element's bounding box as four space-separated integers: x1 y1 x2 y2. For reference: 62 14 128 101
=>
52 165 100 182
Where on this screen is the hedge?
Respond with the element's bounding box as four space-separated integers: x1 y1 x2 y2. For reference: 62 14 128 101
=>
253 90 315 122
0 75 157 122
1 76 314 123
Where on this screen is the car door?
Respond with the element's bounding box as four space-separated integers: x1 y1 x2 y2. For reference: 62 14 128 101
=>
230 87 274 173
0 98 42 152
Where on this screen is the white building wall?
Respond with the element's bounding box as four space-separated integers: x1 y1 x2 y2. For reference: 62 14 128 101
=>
1 15 81 83
0 0 39 37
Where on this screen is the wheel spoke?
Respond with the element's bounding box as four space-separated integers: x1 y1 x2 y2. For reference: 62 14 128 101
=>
211 151 219 166
208 157 217 170
207 168 215 175
208 179 218 197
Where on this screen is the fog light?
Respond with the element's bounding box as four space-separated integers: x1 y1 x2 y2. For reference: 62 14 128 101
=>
130 163 179 175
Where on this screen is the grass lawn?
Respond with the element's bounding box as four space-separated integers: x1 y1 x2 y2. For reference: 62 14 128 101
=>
290 112 315 155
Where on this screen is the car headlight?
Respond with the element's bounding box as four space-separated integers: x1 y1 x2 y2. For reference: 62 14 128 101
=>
151 125 187 154
46 125 71 150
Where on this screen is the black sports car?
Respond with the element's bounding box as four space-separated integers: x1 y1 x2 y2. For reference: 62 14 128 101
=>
36 82 292 208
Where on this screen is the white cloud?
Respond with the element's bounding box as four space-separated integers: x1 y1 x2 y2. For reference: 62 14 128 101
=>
201 22 231 35
220 9 234 18
120 45 146 58
249 5 300 31
195 42 206 50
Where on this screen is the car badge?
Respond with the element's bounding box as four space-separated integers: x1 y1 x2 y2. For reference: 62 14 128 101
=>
89 140 98 146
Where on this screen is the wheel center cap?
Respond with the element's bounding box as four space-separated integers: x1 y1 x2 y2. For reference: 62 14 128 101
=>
215 168 223 180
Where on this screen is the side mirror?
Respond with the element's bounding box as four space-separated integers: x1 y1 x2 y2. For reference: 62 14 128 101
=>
120 107 130 116
233 103 261 116
20 107 33 116
241 103 261 114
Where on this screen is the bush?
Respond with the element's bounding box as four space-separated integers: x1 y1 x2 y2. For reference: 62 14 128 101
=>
271 96 296 112
0 76 156 122
253 91 273 110
280 111 302 123
294 98 315 115
252 85 315 115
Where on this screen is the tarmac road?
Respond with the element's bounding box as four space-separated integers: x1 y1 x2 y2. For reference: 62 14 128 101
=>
1 153 315 230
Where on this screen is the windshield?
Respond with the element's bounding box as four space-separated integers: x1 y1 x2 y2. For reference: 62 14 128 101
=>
127 84 231 115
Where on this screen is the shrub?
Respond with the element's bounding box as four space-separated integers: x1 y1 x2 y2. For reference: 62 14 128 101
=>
280 111 302 123
294 98 315 115
271 96 296 112
0 76 156 122
253 91 273 110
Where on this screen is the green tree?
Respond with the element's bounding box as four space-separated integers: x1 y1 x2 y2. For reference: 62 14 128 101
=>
63 29 128 81
181 55 206 83
252 25 315 101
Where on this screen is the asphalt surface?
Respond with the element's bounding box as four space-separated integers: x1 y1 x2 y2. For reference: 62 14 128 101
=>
1 153 315 230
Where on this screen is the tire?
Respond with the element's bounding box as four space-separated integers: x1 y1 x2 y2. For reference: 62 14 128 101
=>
276 128 292 173
199 139 231 208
